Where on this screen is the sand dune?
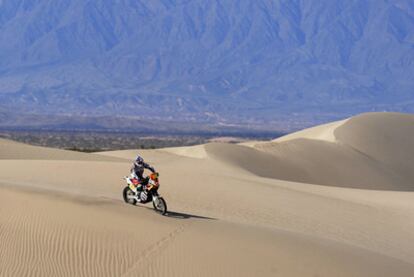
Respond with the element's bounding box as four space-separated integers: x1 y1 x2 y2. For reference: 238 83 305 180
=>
210 113 414 190
334 113 414 181
2 112 414 276
160 144 208 159
0 138 124 162
2 186 413 277
273 119 348 143
96 145 208 161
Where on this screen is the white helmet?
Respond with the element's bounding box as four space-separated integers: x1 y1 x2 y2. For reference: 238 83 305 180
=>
135 155 144 164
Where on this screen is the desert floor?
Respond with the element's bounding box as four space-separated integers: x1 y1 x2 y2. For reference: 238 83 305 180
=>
1 112 414 276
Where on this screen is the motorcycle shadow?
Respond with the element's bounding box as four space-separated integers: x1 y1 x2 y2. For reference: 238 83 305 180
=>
141 206 215 220
166 211 216 220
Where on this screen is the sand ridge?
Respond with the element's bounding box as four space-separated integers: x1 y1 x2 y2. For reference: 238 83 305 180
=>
159 144 208 159
273 119 348 143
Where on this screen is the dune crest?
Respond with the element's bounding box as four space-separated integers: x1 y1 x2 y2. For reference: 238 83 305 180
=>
160 144 208 159
274 119 348 143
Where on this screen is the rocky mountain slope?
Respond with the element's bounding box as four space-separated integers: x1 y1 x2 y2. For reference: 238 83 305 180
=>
0 0 413 128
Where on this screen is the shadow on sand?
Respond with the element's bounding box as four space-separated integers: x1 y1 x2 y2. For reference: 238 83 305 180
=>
141 206 215 220
165 210 216 220
140 205 215 220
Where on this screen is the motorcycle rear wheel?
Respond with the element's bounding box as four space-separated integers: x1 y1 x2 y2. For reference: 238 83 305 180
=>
123 186 137 205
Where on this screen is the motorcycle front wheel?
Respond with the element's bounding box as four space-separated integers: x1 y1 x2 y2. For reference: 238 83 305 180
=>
122 186 137 205
153 197 167 215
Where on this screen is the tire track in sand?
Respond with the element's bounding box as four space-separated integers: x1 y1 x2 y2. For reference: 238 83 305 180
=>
119 220 192 277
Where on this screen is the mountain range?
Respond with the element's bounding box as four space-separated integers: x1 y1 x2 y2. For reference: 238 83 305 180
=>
0 0 413 131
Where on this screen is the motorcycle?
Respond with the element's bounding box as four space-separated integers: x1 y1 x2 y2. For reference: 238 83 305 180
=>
122 172 168 215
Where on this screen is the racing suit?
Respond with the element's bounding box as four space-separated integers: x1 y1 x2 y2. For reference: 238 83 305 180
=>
130 161 156 190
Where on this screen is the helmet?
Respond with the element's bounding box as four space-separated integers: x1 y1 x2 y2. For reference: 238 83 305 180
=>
135 155 144 164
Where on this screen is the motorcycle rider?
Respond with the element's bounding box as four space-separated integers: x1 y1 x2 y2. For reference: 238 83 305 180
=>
130 155 156 193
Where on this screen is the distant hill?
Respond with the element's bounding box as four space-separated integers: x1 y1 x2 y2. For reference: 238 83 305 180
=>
0 0 413 130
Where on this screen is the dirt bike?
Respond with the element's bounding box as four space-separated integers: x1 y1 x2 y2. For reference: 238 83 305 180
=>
122 172 168 215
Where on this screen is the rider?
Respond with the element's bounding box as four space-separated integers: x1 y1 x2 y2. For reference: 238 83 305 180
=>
130 155 156 192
